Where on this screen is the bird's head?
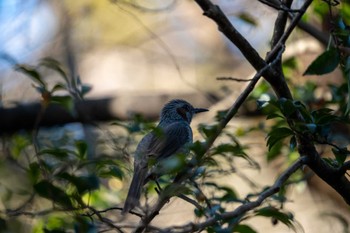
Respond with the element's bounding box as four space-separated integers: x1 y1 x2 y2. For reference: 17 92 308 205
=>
160 99 208 124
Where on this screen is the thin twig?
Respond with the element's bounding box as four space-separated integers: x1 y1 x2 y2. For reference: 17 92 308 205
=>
216 77 253 82
160 156 308 233
177 194 205 215
266 0 314 63
258 0 302 13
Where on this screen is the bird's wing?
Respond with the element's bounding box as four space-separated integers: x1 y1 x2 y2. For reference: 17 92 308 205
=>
147 121 192 161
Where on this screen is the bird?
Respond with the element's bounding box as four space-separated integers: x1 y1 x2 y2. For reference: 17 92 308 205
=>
122 99 208 214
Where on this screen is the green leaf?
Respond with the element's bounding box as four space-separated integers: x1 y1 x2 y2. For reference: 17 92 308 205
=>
57 173 100 195
51 96 75 115
289 136 297 151
34 180 72 208
267 127 294 150
279 98 298 118
303 48 340 75
38 148 70 159
50 83 67 93
28 162 41 184
204 182 240 203
190 141 207 158
255 207 296 230
234 224 257 233
156 153 187 174
10 134 30 158
199 124 219 139
267 141 283 162
266 113 283 120
212 143 258 168
75 140 88 159
332 148 349 165
81 84 92 96
40 57 69 84
15 64 46 87
237 12 257 26
219 186 239 202
98 166 124 180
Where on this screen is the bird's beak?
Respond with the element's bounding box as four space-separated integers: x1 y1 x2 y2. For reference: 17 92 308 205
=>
194 108 209 114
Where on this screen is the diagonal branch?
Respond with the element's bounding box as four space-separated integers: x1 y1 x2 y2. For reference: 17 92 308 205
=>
195 0 350 217
161 156 308 233
194 0 269 72
194 0 312 99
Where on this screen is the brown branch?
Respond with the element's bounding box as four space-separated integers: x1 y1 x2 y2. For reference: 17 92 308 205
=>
194 0 313 99
195 0 350 218
216 77 252 82
298 139 350 205
266 0 313 64
160 156 307 233
194 0 269 72
270 0 293 51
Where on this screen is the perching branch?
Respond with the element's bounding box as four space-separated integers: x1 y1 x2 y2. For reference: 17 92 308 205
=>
160 156 308 233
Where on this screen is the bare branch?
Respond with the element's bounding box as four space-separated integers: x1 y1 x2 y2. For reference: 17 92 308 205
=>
216 77 253 82
177 194 205 215
266 0 313 64
194 0 268 72
258 0 302 12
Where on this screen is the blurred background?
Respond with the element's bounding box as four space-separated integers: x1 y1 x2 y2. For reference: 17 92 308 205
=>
0 0 349 232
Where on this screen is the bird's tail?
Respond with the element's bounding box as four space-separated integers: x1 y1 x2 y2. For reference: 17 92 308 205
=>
122 165 147 214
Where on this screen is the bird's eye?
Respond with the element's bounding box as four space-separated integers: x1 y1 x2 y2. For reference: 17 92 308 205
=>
183 105 191 112
176 107 188 120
